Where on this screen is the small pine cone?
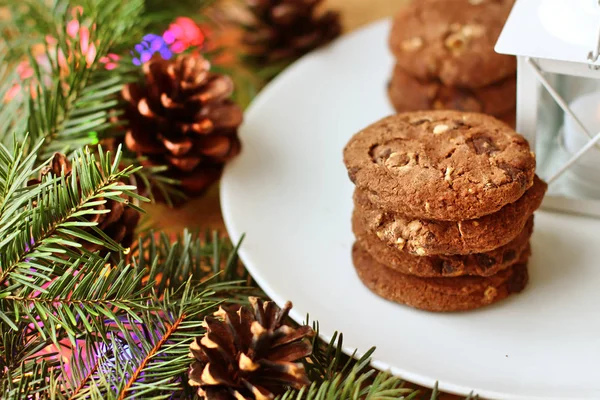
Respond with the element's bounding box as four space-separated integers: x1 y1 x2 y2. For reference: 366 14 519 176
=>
243 0 341 65
188 297 313 400
29 153 140 253
122 54 243 200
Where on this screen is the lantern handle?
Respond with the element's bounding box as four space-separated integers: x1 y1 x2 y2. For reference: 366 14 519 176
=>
589 0 600 63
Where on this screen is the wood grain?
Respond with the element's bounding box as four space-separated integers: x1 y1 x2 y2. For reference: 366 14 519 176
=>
148 1 462 398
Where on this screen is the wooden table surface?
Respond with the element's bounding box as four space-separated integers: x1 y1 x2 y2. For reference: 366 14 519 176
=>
148 1 462 398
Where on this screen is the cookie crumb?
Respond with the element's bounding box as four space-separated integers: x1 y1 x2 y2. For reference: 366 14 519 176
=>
433 124 450 134
444 166 454 184
484 286 497 301
462 24 485 38
401 37 423 51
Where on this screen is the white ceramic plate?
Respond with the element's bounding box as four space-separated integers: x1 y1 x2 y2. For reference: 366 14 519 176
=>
221 20 600 400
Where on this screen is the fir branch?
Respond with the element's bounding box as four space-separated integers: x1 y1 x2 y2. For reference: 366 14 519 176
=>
0 146 147 289
131 229 257 300
0 137 48 238
69 357 101 400
292 320 417 400
122 156 187 207
117 313 186 400
2 0 145 162
0 319 64 398
1 256 152 340
280 365 416 400
90 283 221 399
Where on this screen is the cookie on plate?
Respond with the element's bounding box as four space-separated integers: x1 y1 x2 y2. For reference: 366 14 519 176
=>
352 243 529 312
343 111 536 221
354 176 546 256
389 0 516 88
387 65 516 117
353 209 533 277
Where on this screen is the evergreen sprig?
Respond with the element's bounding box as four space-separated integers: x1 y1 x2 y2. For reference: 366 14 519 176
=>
1 257 151 340
0 137 49 237
0 146 146 289
0 0 145 161
131 229 256 299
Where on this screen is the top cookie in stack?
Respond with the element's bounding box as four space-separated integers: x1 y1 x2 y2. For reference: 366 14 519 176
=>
343 111 547 312
345 112 535 221
387 0 517 126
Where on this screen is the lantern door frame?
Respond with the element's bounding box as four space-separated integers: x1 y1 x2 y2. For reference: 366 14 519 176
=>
516 55 600 217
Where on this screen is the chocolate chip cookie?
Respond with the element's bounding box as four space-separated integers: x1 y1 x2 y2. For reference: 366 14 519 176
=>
352 243 529 312
389 0 516 88
353 207 532 277
388 65 516 117
498 109 516 129
343 111 536 220
355 176 546 256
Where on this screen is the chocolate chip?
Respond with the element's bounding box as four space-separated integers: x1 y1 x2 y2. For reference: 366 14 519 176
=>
507 267 527 293
425 231 436 241
502 250 517 263
475 254 496 269
469 135 499 155
432 259 445 274
433 259 457 275
497 162 527 187
442 261 456 274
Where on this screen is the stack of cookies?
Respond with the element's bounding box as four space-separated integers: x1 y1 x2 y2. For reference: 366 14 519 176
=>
343 111 547 312
387 0 517 127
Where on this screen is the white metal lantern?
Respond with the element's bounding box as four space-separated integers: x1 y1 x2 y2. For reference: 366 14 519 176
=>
496 0 600 217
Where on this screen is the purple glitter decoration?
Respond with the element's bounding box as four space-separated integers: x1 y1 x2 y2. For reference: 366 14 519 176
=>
131 34 173 66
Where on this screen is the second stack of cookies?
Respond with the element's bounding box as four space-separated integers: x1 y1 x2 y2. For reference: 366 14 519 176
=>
387 0 517 127
344 111 547 312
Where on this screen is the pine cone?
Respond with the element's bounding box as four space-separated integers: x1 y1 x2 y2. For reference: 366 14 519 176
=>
29 153 140 254
243 0 341 65
122 54 243 199
188 297 313 399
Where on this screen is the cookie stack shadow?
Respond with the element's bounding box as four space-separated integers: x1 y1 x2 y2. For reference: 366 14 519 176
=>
387 0 517 127
343 111 547 312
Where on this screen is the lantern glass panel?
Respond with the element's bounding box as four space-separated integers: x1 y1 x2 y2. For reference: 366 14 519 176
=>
536 71 600 201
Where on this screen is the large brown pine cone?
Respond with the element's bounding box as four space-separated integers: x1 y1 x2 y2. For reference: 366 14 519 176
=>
188 297 313 399
29 153 140 254
243 0 341 65
122 54 243 198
